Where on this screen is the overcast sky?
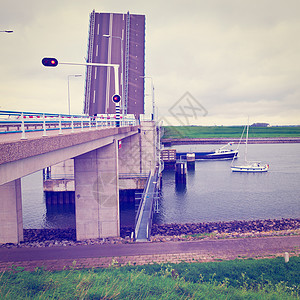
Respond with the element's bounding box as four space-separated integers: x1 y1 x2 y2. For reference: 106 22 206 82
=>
0 0 299 125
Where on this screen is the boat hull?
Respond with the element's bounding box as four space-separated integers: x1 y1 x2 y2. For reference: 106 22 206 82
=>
205 150 238 160
231 165 269 172
176 150 238 160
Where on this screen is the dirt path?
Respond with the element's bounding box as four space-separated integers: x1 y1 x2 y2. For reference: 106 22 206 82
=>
0 235 299 271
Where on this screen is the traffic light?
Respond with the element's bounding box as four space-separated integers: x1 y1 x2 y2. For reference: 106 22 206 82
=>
112 94 121 103
42 57 58 67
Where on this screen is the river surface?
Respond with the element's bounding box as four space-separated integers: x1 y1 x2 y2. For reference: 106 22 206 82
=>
22 144 300 228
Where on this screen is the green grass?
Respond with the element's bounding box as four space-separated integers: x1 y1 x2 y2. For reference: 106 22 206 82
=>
162 126 300 139
0 256 299 299
182 232 218 239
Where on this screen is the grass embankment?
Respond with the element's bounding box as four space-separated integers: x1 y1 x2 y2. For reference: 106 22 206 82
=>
1 256 299 299
162 126 300 139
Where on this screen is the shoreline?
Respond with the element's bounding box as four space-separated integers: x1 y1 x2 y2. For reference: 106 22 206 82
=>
1 218 299 249
150 218 300 242
161 137 300 145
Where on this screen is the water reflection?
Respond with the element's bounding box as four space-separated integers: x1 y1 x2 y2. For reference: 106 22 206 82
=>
45 203 76 229
175 181 187 194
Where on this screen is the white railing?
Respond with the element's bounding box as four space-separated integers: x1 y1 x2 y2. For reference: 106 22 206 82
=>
0 110 137 140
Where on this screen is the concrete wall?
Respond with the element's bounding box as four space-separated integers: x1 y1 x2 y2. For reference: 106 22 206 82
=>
118 132 141 174
43 179 75 192
140 121 157 174
119 177 147 190
49 160 74 179
44 159 75 192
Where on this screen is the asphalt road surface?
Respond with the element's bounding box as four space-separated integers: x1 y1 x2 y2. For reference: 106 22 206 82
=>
0 236 299 263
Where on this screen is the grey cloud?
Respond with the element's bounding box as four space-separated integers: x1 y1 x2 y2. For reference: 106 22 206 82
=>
0 0 299 124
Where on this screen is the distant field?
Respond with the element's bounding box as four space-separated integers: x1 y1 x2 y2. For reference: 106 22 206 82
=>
162 126 300 139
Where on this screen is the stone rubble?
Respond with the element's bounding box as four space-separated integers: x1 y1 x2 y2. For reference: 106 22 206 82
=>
151 218 300 236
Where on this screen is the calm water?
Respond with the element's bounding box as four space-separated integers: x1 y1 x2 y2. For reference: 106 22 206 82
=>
22 173 76 229
155 143 300 224
22 144 300 228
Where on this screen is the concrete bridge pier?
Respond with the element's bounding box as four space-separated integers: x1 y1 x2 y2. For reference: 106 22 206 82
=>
0 179 23 244
74 139 119 241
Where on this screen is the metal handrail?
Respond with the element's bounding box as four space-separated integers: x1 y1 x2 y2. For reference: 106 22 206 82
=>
135 171 152 238
44 174 75 180
0 110 137 139
134 167 160 240
119 173 148 179
146 168 159 239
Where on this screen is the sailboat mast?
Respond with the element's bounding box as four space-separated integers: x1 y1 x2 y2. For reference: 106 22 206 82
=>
245 121 249 162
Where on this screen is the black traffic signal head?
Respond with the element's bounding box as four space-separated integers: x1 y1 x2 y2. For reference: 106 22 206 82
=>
42 57 58 67
112 94 121 103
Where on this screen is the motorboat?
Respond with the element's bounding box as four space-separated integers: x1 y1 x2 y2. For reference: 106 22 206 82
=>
176 142 238 160
205 143 238 160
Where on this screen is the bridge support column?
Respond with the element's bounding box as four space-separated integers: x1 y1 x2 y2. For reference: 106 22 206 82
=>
74 140 119 241
0 179 23 244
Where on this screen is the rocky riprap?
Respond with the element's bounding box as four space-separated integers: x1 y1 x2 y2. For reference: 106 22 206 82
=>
0 227 135 249
151 218 300 236
0 219 299 249
23 229 76 243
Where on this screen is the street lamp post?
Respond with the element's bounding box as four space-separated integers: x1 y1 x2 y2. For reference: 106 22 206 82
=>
140 76 155 121
103 34 124 116
67 74 82 115
42 58 121 122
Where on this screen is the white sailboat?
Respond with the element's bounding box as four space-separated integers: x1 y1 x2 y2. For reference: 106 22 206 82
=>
231 122 269 173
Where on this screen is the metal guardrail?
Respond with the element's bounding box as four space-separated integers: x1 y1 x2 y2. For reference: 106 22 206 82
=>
0 110 137 140
44 172 148 181
134 167 160 241
146 169 159 239
119 173 148 179
135 171 152 239
43 174 75 180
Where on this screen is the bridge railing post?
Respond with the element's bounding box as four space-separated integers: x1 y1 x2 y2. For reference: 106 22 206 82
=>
81 116 84 131
21 112 27 140
71 116 74 133
89 116 92 130
42 113 48 137
58 115 63 135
